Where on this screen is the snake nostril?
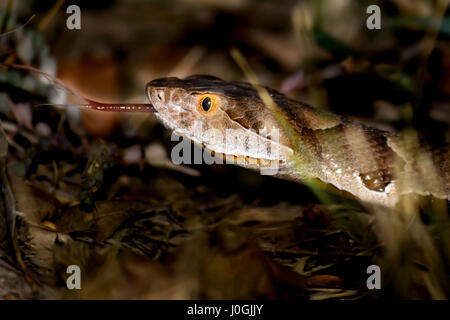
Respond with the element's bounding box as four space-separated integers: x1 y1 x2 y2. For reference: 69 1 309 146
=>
152 89 165 102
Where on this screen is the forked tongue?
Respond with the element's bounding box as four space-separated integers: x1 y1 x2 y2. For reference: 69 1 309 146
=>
0 62 155 113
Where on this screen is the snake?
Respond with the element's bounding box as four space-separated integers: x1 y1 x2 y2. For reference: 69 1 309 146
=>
145 75 449 207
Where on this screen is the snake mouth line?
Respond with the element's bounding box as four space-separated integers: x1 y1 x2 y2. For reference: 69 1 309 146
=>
202 144 285 167
189 136 286 169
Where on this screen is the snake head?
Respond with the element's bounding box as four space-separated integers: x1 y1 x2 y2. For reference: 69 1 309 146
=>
146 75 294 169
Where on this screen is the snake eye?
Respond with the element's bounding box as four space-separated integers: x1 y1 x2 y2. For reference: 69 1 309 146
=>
197 94 218 115
202 97 211 112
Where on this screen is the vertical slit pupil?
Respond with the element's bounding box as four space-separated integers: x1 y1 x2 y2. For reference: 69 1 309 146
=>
202 97 211 111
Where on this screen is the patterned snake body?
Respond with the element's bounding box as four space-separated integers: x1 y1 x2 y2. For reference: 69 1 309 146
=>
146 75 449 206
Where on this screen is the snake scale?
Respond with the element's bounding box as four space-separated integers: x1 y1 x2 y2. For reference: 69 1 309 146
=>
145 75 449 207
